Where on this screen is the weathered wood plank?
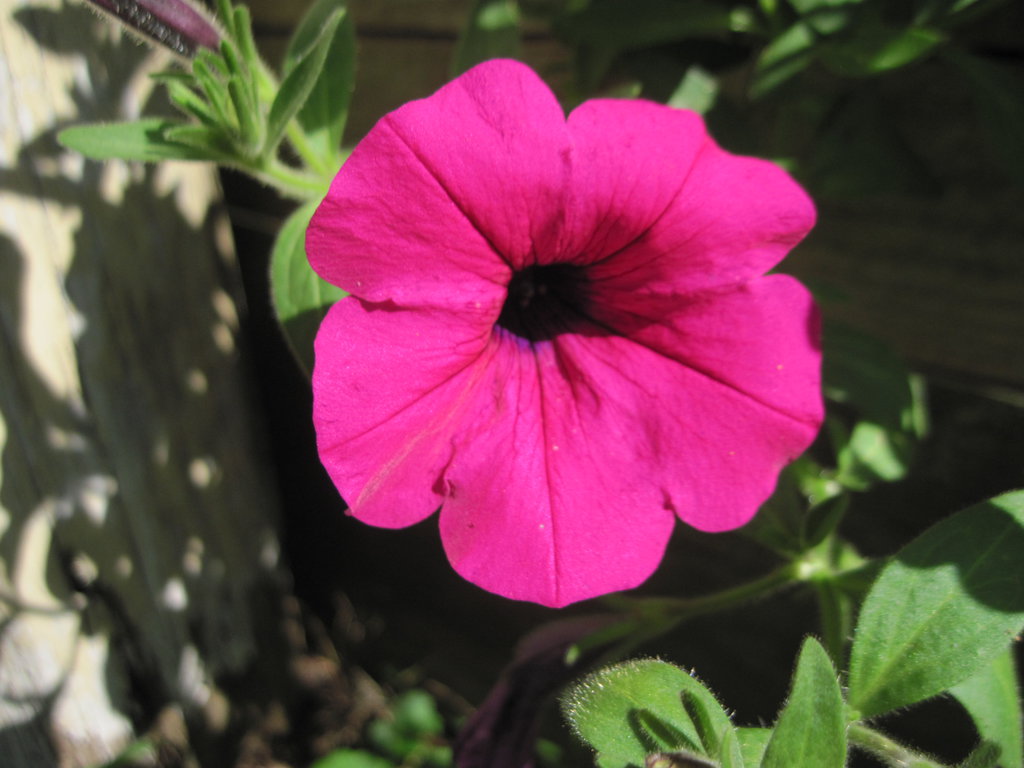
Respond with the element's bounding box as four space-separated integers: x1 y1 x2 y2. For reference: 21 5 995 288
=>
1 1 286 764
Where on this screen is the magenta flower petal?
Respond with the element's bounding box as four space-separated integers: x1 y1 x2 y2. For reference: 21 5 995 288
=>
438 334 677 606
313 299 494 526
566 99 816 293
307 58 572 306
308 59 824 607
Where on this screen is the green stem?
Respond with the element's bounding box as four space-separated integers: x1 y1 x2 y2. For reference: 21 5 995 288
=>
814 579 853 667
848 724 950 768
597 560 804 663
285 120 335 176
247 159 328 201
639 559 803 620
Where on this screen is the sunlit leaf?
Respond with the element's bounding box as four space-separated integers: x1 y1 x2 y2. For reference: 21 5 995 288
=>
562 659 731 768
667 66 718 114
848 490 1024 718
58 119 228 162
285 0 356 166
265 8 345 159
761 637 846 768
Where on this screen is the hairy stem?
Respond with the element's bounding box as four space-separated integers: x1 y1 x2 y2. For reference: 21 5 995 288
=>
848 723 950 768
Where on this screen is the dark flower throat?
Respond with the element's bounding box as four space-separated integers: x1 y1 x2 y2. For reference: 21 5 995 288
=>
496 263 591 343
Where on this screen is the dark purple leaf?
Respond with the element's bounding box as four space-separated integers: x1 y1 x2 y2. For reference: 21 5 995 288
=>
454 614 625 768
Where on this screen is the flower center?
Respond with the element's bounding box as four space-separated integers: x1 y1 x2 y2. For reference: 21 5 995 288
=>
496 263 591 343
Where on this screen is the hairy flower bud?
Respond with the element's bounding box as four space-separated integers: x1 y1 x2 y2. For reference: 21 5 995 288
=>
85 0 220 57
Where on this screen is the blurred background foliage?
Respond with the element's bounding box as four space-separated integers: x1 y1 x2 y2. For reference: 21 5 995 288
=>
456 0 1024 195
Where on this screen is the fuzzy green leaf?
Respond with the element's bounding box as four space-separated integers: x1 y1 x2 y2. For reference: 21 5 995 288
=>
961 741 1003 768
951 648 1023 768
737 728 772 766
58 119 225 162
562 659 732 768
720 728 747 768
285 0 356 166
848 490 1024 718
760 638 846 768
265 8 345 159
269 201 346 374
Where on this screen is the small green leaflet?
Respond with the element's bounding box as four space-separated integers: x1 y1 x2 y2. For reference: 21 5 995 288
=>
760 638 846 768
58 119 230 163
284 0 356 169
264 8 345 161
561 659 734 768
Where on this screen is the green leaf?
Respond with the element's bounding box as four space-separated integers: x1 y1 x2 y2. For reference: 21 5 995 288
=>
93 739 158 768
824 323 924 433
951 648 1023 768
228 75 262 152
847 490 1024 718
961 741 1003 768
760 638 846 768
214 0 236 40
834 421 915 489
162 124 235 160
944 47 1024 186
821 26 945 76
309 750 394 768
751 21 817 98
391 690 444 738
562 659 732 768
736 729 772 766
269 201 346 374
787 0 858 35
557 0 736 93
193 52 235 129
666 66 719 114
286 0 356 166
265 8 345 159
720 728 747 768
452 0 522 76
232 4 262 75
58 119 227 162
165 79 219 126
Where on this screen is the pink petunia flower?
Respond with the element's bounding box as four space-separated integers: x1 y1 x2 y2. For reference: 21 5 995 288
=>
307 59 823 608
